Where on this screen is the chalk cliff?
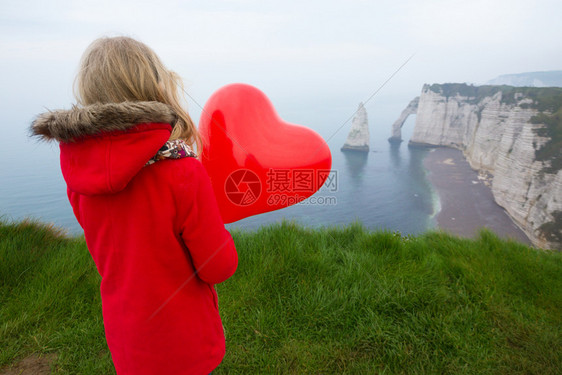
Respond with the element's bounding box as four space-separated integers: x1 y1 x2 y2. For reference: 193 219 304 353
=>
342 103 369 152
399 83 562 250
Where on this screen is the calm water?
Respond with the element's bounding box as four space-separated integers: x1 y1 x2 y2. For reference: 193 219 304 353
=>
227 141 436 234
0 101 437 235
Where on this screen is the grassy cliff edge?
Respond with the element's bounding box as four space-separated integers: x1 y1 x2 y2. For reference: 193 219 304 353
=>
1 220 561 374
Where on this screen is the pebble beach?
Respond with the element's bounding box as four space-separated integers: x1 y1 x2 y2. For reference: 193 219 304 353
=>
423 147 531 245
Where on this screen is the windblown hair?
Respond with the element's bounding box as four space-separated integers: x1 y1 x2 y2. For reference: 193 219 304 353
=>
74 36 200 151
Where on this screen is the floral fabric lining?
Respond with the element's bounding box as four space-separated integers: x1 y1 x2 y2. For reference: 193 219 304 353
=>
146 139 197 166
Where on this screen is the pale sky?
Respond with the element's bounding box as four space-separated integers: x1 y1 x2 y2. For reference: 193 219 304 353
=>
2 0 561 134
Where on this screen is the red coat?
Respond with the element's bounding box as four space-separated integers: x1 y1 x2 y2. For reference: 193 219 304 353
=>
32 102 238 375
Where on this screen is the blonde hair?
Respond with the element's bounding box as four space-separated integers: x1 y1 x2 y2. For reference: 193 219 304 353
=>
74 36 200 151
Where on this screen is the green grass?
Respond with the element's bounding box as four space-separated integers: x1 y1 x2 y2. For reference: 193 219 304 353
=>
426 83 562 110
1 219 561 374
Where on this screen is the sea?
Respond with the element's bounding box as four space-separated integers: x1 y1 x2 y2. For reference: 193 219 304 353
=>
0 96 438 236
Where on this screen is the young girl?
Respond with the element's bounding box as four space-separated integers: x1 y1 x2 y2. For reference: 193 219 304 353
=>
31 36 238 375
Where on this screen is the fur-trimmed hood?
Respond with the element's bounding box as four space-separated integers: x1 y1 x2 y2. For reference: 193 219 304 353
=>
31 101 177 142
30 101 177 196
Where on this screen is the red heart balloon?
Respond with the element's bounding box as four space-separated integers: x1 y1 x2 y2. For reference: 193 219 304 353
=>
199 84 332 224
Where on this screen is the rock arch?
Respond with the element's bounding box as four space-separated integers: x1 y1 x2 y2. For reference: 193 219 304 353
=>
388 97 419 143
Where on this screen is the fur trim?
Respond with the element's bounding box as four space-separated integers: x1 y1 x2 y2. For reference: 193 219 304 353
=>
30 101 177 142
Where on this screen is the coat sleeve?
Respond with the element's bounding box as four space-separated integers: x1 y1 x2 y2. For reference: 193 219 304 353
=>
179 159 238 285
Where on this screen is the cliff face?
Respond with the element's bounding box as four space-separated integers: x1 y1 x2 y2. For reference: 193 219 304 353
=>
342 102 370 152
408 84 562 250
